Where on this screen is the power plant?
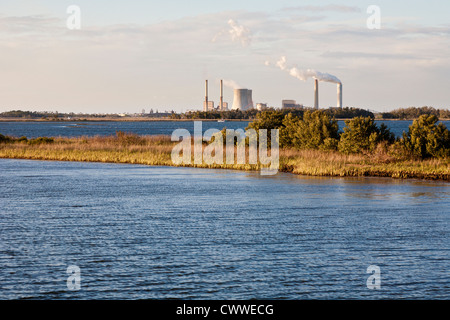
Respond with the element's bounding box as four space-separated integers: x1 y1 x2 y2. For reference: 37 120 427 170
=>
201 76 342 111
232 88 253 111
203 80 209 112
313 79 343 109
337 82 343 109
203 79 228 111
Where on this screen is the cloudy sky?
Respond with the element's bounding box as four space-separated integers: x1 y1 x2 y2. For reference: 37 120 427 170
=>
1 0 449 113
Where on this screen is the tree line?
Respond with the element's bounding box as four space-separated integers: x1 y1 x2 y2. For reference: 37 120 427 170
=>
246 110 450 159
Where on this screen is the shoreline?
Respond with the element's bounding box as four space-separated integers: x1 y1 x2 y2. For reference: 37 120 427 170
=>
1 118 449 122
0 118 252 122
2 157 448 183
1 135 448 181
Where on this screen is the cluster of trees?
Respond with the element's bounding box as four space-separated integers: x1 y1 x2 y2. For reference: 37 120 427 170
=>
179 107 374 120
247 110 450 159
0 110 59 119
379 107 450 120
324 107 374 119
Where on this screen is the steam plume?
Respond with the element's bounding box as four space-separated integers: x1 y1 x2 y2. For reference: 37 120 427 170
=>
222 79 242 89
271 56 341 84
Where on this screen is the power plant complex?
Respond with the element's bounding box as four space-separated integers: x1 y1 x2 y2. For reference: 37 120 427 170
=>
203 80 228 112
202 78 343 111
231 89 253 111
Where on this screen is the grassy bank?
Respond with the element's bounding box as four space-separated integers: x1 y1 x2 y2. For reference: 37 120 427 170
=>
0 133 449 180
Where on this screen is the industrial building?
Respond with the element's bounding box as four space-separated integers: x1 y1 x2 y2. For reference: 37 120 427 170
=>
232 89 253 111
203 79 228 111
282 100 303 109
256 103 267 111
313 79 343 109
202 77 342 111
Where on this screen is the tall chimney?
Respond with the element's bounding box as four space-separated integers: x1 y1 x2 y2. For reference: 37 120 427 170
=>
337 82 343 108
220 79 223 111
314 79 319 109
204 80 208 111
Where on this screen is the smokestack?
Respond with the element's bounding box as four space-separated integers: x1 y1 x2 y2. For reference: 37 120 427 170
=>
220 79 223 111
314 79 319 109
204 80 208 111
337 82 343 108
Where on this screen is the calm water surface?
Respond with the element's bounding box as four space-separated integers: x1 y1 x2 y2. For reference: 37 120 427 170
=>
2 120 449 138
0 159 448 299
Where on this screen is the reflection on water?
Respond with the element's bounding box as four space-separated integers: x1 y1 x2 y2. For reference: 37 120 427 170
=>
0 159 448 299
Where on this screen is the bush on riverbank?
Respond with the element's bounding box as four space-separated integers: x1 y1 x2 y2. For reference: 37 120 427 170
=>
401 114 450 159
338 117 395 154
246 110 449 160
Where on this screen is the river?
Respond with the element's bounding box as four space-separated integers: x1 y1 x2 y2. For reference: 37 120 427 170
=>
1 120 449 139
0 159 448 299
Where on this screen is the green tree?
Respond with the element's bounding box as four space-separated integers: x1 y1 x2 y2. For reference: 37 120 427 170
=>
285 110 339 150
338 116 395 154
247 110 285 131
402 114 450 158
280 113 301 148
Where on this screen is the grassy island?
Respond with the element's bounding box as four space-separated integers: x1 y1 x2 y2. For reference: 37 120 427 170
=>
0 111 449 180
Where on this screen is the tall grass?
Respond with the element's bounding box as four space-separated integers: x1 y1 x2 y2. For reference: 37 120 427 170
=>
0 133 448 180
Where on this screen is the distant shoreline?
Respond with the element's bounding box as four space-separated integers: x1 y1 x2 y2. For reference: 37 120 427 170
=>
0 118 251 122
1 117 449 122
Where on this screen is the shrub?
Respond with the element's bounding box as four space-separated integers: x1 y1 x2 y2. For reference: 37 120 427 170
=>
338 117 395 154
28 137 54 145
115 131 146 145
285 110 339 150
402 114 450 158
246 110 285 132
280 113 301 148
246 110 285 147
0 134 12 143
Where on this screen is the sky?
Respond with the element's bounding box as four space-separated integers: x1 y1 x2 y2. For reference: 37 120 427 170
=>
1 0 450 113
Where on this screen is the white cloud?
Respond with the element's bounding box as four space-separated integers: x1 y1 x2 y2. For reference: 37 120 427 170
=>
0 9 449 112
212 18 251 47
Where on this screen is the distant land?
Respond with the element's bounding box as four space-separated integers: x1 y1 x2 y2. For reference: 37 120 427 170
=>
0 106 449 121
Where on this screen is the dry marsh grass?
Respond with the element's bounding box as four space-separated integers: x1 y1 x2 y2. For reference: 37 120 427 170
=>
0 133 449 180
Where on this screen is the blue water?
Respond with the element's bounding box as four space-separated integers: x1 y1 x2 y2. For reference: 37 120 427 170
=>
0 121 251 139
0 159 448 299
1 120 448 139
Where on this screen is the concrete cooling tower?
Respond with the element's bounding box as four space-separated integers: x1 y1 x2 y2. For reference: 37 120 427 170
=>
232 89 253 110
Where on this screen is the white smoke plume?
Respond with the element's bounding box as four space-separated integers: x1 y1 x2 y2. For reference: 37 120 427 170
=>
212 19 251 47
222 79 242 89
271 56 341 84
228 19 251 46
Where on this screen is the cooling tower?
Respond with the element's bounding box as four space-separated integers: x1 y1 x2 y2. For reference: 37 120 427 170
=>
337 82 343 109
232 89 253 110
314 79 319 109
246 89 253 109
